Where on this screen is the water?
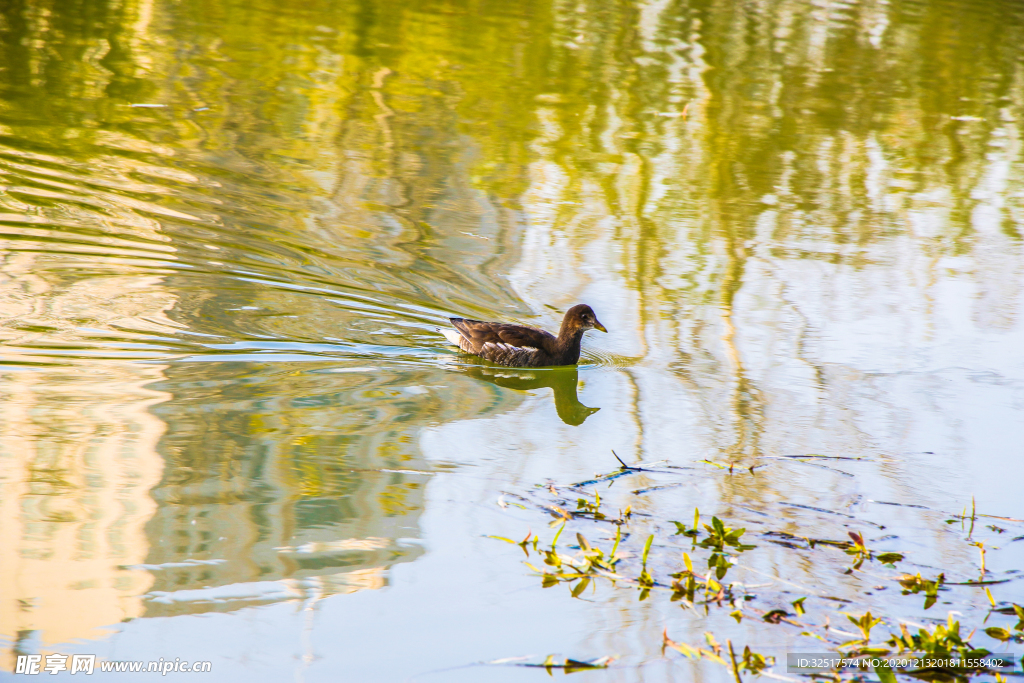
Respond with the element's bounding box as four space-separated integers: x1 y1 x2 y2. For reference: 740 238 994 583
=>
1 0 1023 680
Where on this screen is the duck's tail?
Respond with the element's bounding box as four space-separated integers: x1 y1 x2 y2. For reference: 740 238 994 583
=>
438 327 463 346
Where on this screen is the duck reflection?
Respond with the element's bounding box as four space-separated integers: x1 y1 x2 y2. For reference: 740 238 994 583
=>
463 366 599 425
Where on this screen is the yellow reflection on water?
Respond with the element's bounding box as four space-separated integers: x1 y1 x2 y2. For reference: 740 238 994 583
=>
0 214 175 659
0 362 168 659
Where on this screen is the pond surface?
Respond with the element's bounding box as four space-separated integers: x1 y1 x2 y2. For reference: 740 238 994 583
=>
1 0 1023 680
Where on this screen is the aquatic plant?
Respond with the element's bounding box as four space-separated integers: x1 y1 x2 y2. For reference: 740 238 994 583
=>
485 452 1021 679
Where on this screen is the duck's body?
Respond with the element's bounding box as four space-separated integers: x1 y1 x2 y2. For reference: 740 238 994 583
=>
440 304 607 367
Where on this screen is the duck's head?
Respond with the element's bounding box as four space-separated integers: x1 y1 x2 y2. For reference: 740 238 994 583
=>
564 304 607 333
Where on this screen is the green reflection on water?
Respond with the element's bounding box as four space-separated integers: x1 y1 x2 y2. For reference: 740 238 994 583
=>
0 0 1021 665
463 365 599 425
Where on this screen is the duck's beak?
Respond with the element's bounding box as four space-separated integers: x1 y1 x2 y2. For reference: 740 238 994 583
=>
593 319 608 333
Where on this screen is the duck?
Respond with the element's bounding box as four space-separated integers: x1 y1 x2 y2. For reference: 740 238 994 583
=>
439 304 607 367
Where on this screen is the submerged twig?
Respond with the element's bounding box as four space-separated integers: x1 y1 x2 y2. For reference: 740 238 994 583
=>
612 449 633 469
727 640 743 683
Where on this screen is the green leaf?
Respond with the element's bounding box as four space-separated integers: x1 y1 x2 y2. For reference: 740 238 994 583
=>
792 597 807 616
742 646 770 674
699 648 727 666
486 535 518 544
877 552 904 566
551 523 565 550
875 663 898 683
571 577 590 598
641 534 654 567
985 627 1011 641
564 658 608 673
664 633 699 659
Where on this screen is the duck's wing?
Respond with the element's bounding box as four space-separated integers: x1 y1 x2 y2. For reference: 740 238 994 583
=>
447 318 554 366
